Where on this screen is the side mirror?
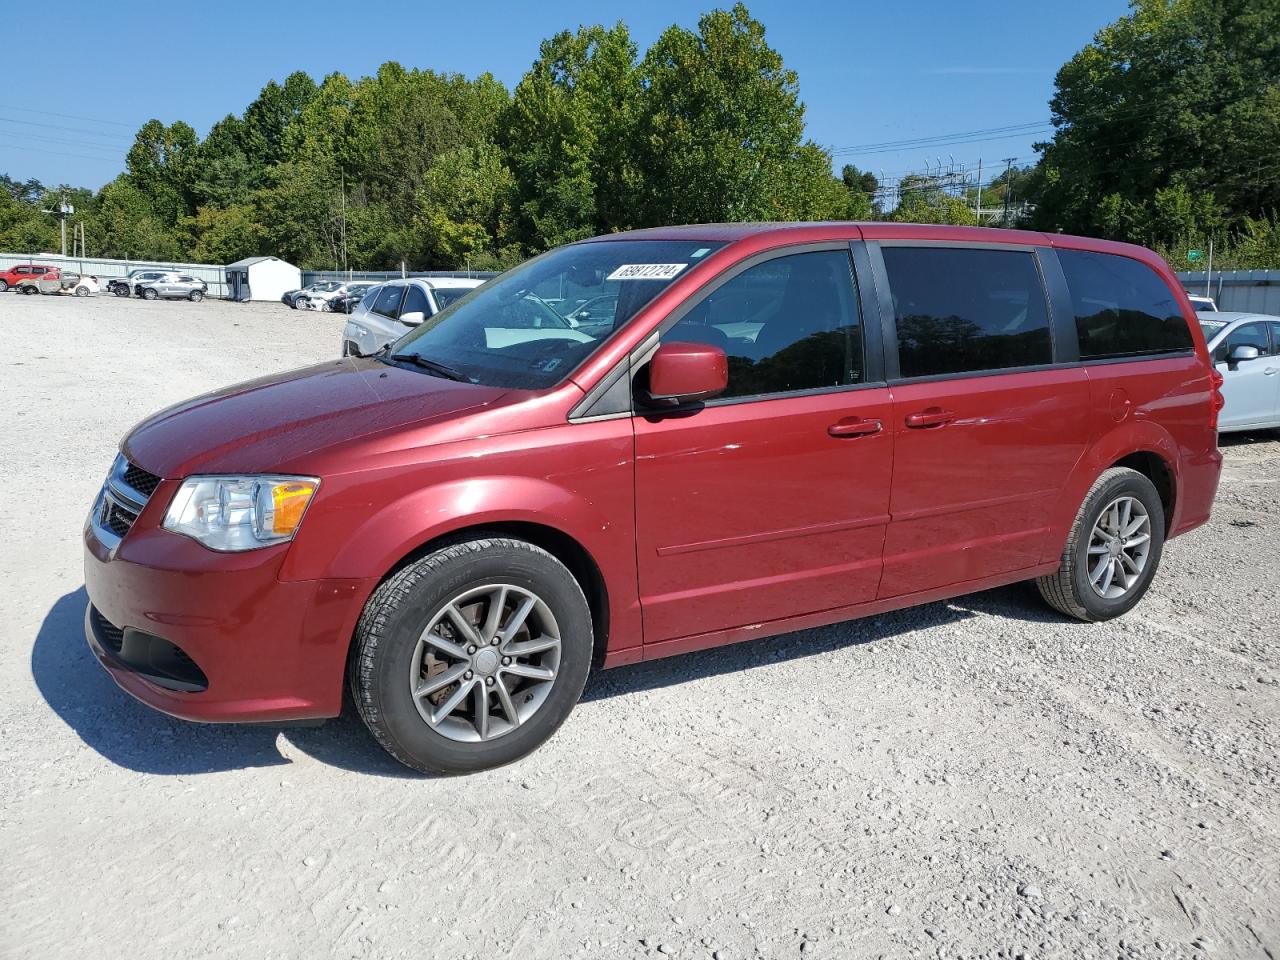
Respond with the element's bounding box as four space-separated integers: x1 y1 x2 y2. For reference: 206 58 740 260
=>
643 341 728 405
399 311 426 326
1229 344 1260 363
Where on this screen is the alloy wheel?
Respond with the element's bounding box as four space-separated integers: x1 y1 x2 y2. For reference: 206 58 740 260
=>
1086 495 1152 599
408 583 561 742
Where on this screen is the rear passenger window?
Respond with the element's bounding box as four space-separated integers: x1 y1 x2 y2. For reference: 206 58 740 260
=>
667 250 863 399
1058 249 1193 359
881 246 1052 378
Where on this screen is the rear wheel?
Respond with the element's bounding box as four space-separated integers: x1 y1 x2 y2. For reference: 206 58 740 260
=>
1037 467 1165 622
0 279 8 292
22 285 38 295
142 287 158 300
75 285 89 297
350 537 593 774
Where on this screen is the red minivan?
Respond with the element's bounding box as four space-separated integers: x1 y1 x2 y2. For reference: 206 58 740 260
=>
84 223 1222 773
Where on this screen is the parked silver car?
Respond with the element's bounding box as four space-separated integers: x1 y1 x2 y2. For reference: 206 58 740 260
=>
135 273 209 302
341 278 485 356
298 280 377 312
1197 311 1280 432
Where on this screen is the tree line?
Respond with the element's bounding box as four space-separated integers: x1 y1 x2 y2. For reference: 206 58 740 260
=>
2 0 1277 271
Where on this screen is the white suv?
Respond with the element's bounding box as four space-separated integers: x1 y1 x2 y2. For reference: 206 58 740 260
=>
341 278 484 356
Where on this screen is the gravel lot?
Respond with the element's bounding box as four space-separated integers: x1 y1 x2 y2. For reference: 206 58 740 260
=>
2 293 1277 960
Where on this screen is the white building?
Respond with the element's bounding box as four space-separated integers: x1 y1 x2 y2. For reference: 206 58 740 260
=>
225 256 301 302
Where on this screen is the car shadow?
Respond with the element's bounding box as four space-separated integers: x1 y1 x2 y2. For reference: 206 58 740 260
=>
1218 430 1277 447
35 582 1046 777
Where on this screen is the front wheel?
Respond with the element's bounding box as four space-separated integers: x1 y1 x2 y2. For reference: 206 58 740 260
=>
350 537 593 774
142 287 158 300
113 285 129 298
1037 467 1166 622
0 279 8 292
22 285 38 295
189 289 203 302
75 285 89 297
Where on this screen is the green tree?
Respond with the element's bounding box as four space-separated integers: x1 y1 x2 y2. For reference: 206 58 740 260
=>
1033 0 1280 237
891 175 978 225
632 3 847 224
504 23 641 248
125 119 199 227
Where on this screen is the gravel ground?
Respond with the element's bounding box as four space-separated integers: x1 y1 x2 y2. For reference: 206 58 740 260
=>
2 293 1277 960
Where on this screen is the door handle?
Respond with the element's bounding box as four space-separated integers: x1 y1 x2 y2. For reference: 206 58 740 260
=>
904 407 956 429
1264 367 1278 375
828 417 882 438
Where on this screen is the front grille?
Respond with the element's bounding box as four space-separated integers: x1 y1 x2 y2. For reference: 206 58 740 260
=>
122 463 161 497
102 498 138 538
90 607 125 653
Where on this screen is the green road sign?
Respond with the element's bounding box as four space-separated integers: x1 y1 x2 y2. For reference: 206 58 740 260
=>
1187 249 1204 262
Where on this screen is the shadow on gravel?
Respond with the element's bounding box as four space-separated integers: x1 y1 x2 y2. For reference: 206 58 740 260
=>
36 582 1045 776
580 585 1044 702
1217 430 1278 447
32 587 417 778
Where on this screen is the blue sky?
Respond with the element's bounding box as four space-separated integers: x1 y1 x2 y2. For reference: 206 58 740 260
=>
0 0 1129 193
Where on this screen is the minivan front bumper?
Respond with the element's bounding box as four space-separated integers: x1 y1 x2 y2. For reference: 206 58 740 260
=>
83 518 375 723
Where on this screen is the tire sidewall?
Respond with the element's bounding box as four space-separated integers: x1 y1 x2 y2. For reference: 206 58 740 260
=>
1070 472 1166 619
362 543 592 774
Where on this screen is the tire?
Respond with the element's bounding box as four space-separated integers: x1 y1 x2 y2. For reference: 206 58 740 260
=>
1037 467 1166 622
142 287 158 300
189 289 203 302
0 280 8 293
22 285 38 295
113 284 130 298
75 285 89 297
350 536 593 775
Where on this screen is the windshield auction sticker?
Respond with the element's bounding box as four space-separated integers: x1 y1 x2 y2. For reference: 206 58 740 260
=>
606 263 688 281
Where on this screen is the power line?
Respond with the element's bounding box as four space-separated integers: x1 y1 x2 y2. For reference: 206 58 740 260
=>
0 116 133 142
0 105 137 128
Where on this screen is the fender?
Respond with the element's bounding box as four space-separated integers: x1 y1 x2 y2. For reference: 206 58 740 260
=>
1042 417 1180 563
285 475 618 582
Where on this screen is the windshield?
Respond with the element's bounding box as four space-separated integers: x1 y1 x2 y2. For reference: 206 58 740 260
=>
313 282 342 293
389 240 722 389
1198 319 1227 341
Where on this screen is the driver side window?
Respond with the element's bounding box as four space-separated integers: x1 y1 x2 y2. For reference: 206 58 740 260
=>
373 284 405 319
665 250 863 400
400 285 430 318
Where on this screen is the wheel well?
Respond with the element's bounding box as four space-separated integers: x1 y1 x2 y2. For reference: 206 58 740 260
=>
383 521 611 669
1112 451 1175 529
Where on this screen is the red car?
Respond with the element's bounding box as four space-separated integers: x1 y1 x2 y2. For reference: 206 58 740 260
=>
84 223 1222 773
0 263 57 292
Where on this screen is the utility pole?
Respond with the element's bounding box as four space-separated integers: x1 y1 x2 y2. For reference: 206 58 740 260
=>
340 169 348 278
1205 238 1214 298
1001 158 1016 224
42 196 75 257
975 159 983 222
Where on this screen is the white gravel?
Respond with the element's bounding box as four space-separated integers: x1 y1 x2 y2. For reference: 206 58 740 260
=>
2 294 1277 959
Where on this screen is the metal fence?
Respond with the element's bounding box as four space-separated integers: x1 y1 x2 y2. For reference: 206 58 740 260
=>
0 252 231 298
301 269 499 286
1177 270 1280 315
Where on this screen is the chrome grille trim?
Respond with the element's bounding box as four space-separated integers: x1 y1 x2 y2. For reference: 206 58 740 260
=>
89 454 163 548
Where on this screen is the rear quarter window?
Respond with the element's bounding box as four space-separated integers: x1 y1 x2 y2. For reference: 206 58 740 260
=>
1057 249 1193 359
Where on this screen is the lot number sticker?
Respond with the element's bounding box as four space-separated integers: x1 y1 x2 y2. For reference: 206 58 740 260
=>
607 263 688 281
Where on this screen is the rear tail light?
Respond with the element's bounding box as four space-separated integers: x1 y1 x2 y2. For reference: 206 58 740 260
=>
1209 368 1225 431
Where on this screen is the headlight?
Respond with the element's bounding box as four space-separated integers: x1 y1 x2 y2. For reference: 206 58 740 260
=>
163 475 319 551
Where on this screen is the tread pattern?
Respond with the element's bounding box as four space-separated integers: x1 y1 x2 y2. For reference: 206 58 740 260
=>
1037 467 1152 622
348 536 589 774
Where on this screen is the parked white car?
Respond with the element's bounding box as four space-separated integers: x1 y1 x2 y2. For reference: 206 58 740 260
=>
1188 294 1218 312
297 281 377 312
1197 311 1280 432
341 278 486 356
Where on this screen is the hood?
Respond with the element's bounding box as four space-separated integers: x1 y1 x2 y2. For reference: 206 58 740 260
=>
122 357 509 478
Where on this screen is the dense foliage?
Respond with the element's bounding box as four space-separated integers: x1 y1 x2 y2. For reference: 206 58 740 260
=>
3 0 1278 269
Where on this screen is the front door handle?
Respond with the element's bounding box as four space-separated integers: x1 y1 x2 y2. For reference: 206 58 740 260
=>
1264 366 1278 375
828 417 882 438
904 407 956 429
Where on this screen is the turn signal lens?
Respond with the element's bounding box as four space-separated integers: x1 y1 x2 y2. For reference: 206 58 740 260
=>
270 480 318 535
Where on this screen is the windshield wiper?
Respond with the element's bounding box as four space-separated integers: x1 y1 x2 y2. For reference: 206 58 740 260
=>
387 352 472 382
